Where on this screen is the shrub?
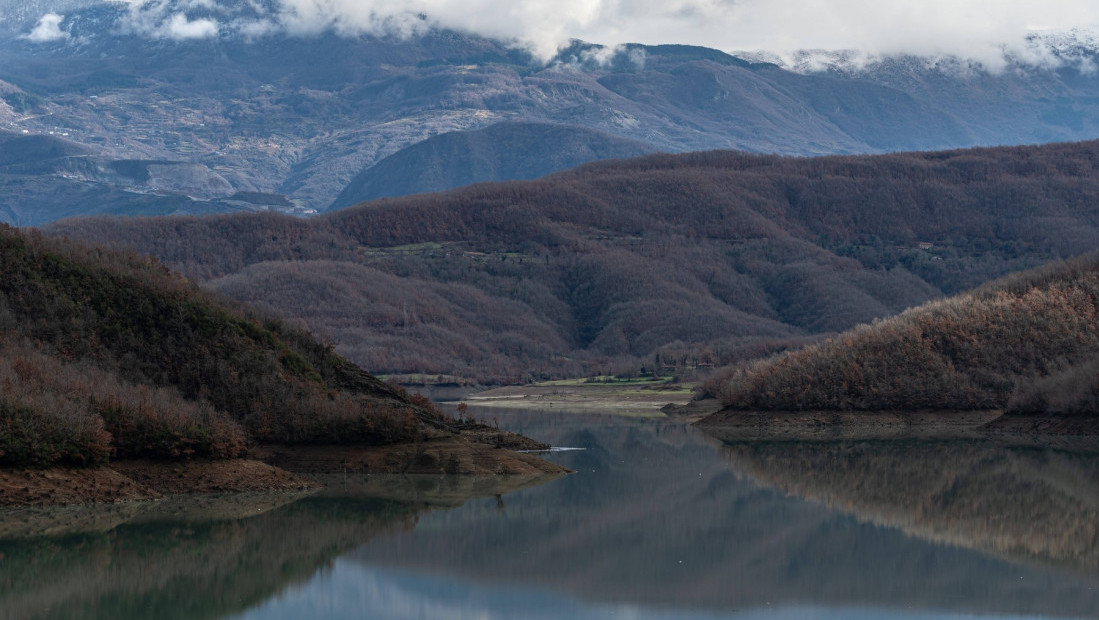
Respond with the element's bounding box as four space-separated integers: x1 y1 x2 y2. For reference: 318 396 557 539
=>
93 391 247 460
241 389 426 446
0 338 247 464
0 397 111 467
1009 356 1099 414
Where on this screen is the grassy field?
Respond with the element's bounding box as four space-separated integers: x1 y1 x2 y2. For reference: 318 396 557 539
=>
457 380 696 417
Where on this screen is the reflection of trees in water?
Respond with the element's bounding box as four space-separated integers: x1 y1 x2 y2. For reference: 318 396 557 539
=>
13 414 1097 620
354 413 1099 618
0 495 424 620
715 437 1099 574
0 470 563 620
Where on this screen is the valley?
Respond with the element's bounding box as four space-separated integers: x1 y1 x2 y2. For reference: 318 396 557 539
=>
2 3 1099 619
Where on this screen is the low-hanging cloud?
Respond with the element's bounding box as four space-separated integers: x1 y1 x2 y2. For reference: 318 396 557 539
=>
161 12 218 38
115 0 221 40
23 12 69 42
61 0 1099 68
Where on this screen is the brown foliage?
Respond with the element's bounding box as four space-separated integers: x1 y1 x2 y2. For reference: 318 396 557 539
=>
0 226 431 466
0 338 244 465
708 253 1099 412
65 137 1099 380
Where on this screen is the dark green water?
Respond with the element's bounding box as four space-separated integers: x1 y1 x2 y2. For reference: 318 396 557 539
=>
2 410 1098 620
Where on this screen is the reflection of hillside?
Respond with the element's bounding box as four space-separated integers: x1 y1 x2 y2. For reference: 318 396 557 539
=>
714 437 1099 574
0 496 418 620
0 476 556 620
352 412 1099 618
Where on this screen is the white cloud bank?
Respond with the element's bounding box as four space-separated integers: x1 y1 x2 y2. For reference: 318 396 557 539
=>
114 0 220 39
24 12 69 42
42 0 1099 67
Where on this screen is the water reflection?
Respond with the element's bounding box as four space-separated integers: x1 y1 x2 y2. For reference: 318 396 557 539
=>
352 411 1099 619
235 559 1073 620
0 475 553 620
713 435 1099 573
3 411 1099 620
0 495 422 620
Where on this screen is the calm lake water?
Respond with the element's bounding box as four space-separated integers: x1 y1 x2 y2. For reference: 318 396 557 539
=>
2 409 1098 620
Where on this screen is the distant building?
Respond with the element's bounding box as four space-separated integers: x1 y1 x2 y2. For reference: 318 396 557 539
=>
918 242 933 250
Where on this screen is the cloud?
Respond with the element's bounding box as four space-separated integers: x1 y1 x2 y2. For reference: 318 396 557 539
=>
270 1 431 39
102 0 1099 69
707 0 1099 71
163 11 218 38
264 0 1099 69
24 12 69 42
117 0 220 40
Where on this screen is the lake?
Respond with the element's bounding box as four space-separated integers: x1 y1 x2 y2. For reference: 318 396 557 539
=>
2 409 1098 619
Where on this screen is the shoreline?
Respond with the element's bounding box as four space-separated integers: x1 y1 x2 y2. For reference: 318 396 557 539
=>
0 469 565 540
697 409 1004 442
0 436 571 509
0 458 315 508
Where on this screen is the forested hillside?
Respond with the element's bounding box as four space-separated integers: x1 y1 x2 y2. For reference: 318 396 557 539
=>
0 225 454 467
51 140 1099 383
703 252 1099 414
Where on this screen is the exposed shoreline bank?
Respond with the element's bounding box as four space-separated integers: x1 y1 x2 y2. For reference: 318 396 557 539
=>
0 469 565 540
0 435 571 508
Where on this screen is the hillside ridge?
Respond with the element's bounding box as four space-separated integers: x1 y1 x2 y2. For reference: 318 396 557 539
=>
701 251 1099 419
0 225 563 493
50 139 1099 383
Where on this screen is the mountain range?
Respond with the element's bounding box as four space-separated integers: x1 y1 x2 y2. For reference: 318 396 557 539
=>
50 139 1099 383
3 1 1099 222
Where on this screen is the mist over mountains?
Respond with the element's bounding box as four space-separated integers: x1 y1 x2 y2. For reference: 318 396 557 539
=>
2 1 1099 223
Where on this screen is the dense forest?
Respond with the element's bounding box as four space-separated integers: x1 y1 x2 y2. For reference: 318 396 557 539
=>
0 225 462 467
50 140 1099 383
703 252 1099 414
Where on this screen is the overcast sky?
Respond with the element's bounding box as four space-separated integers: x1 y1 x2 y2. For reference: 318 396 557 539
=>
388 0 1099 63
24 0 1099 68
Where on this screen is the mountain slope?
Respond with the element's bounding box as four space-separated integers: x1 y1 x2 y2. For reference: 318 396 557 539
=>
0 224 565 472
703 252 1099 414
331 122 656 209
5 3 1099 217
50 140 1099 383
0 131 285 226
0 224 441 465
